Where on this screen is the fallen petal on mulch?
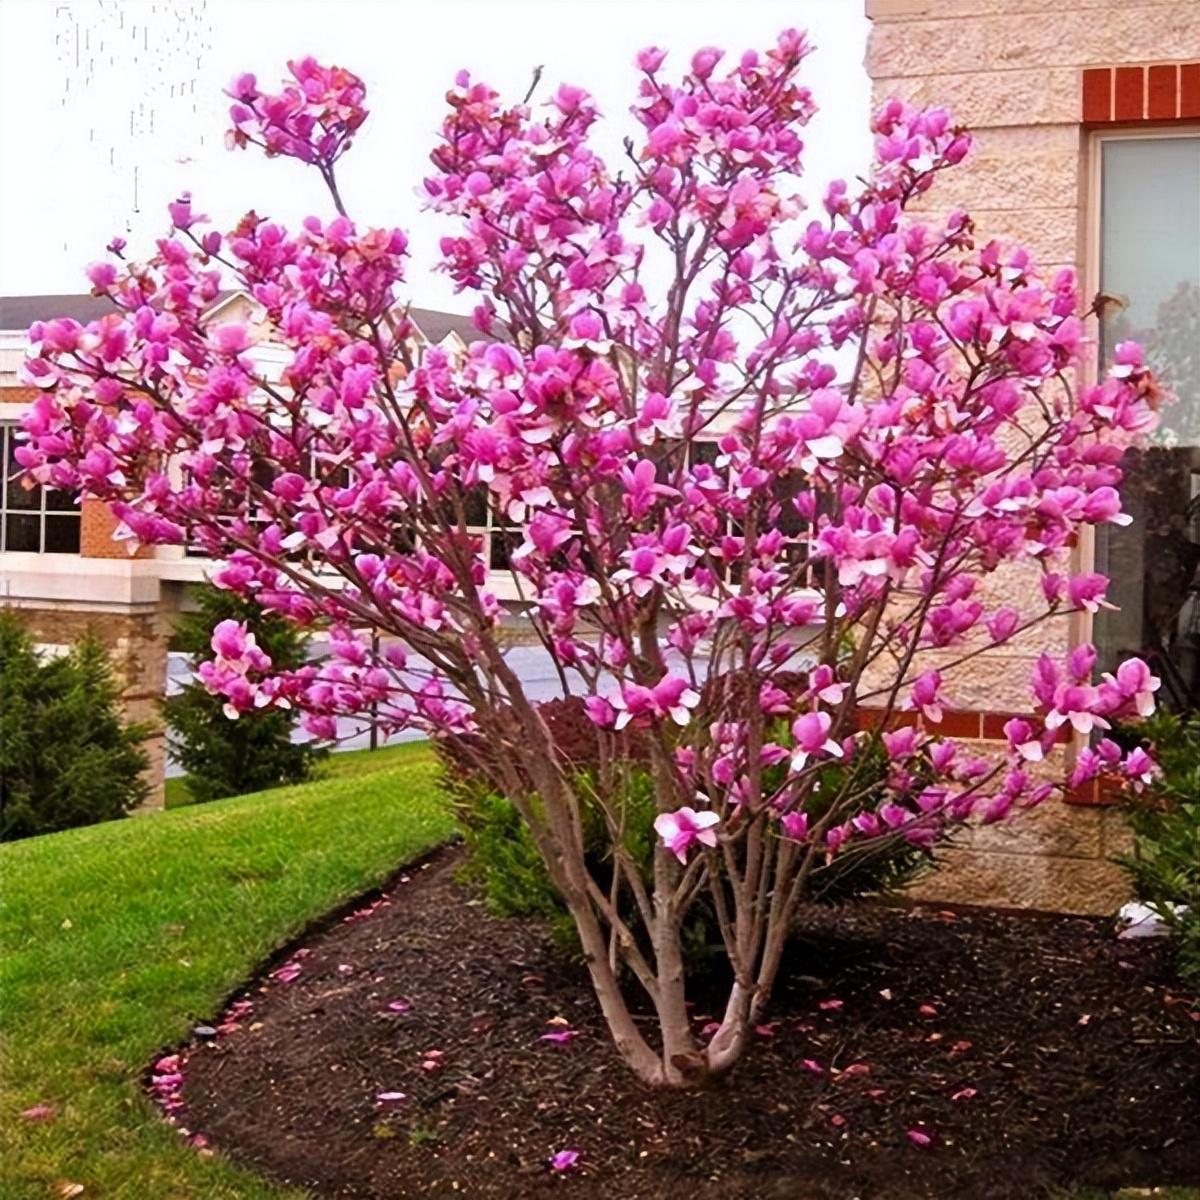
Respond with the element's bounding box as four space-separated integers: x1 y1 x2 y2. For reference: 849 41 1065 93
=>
173 847 1200 1200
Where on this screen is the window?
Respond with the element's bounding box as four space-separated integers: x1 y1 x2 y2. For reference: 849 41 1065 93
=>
1 425 81 554
463 484 518 570
1092 131 1200 711
686 439 813 587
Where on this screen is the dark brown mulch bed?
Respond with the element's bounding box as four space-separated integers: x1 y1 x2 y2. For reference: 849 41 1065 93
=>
172 847 1200 1199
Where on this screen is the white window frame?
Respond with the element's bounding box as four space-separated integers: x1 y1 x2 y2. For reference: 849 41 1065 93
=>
1080 123 1200 657
0 423 82 555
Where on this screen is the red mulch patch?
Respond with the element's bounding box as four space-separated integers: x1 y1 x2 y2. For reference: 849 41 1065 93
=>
168 847 1200 1199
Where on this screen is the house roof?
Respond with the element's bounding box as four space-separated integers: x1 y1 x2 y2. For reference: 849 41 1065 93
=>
0 293 119 329
0 294 483 345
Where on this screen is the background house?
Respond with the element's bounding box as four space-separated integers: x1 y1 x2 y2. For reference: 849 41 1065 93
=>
866 0 1200 911
0 294 479 805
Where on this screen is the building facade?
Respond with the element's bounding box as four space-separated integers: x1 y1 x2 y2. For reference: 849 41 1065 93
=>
3 5 1197 909
866 0 1200 910
0 294 478 806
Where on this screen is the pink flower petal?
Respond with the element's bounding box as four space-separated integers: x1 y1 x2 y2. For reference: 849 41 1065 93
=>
550 1148 581 1173
907 1128 933 1147
539 1029 579 1045
20 1104 55 1122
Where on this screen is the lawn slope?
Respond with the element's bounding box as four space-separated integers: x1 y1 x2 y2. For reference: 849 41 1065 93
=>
0 742 452 1199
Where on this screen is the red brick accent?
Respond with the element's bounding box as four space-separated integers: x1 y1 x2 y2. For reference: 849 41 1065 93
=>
1081 68 1112 123
936 710 984 738
1147 64 1177 120
0 385 41 406
1084 62 1200 124
852 707 1128 809
1063 772 1124 808
1113 66 1145 121
1183 63 1200 119
80 498 153 559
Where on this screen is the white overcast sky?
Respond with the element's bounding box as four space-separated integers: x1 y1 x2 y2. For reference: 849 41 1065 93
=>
0 0 870 311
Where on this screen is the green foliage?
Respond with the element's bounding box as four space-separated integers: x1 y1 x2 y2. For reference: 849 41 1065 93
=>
0 611 149 842
0 739 450 1200
804 738 936 903
443 698 935 962
1117 710 1200 980
162 586 325 804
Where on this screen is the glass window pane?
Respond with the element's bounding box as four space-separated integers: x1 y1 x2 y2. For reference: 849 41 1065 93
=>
45 488 80 513
5 513 40 552
1094 135 1200 712
4 428 39 510
43 515 81 554
489 530 518 571
462 486 489 528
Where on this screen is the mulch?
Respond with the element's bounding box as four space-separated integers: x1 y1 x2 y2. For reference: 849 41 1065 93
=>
168 846 1200 1199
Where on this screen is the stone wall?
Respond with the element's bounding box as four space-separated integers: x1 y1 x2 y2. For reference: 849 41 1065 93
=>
6 603 171 808
865 0 1200 912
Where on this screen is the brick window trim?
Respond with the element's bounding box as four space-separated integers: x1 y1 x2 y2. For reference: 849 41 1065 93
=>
1082 62 1200 124
853 707 1119 808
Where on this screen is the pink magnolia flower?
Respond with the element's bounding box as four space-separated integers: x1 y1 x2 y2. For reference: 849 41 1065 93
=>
1003 717 1046 763
1103 658 1160 718
1122 747 1157 787
791 711 844 771
654 807 720 863
905 670 943 723
778 810 809 841
604 675 701 730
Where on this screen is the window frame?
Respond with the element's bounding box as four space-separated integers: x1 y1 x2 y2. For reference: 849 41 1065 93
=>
0 423 82 555
1081 123 1200 675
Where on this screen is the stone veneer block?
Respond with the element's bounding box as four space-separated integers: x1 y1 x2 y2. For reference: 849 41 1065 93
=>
868 0 1177 17
866 6 1199 78
871 67 1084 129
908 846 1129 914
907 125 1083 213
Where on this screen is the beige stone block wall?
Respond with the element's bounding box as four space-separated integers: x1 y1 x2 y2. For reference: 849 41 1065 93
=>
863 0 1200 913
902 741 1133 914
867 3 1197 78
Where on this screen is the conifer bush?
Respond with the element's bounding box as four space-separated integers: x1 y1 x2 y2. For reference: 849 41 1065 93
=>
0 611 149 840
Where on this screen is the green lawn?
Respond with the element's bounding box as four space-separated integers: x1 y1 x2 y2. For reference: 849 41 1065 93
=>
163 738 431 808
0 742 453 1199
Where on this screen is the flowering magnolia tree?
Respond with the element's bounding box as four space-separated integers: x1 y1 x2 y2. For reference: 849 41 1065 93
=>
19 34 1167 1087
